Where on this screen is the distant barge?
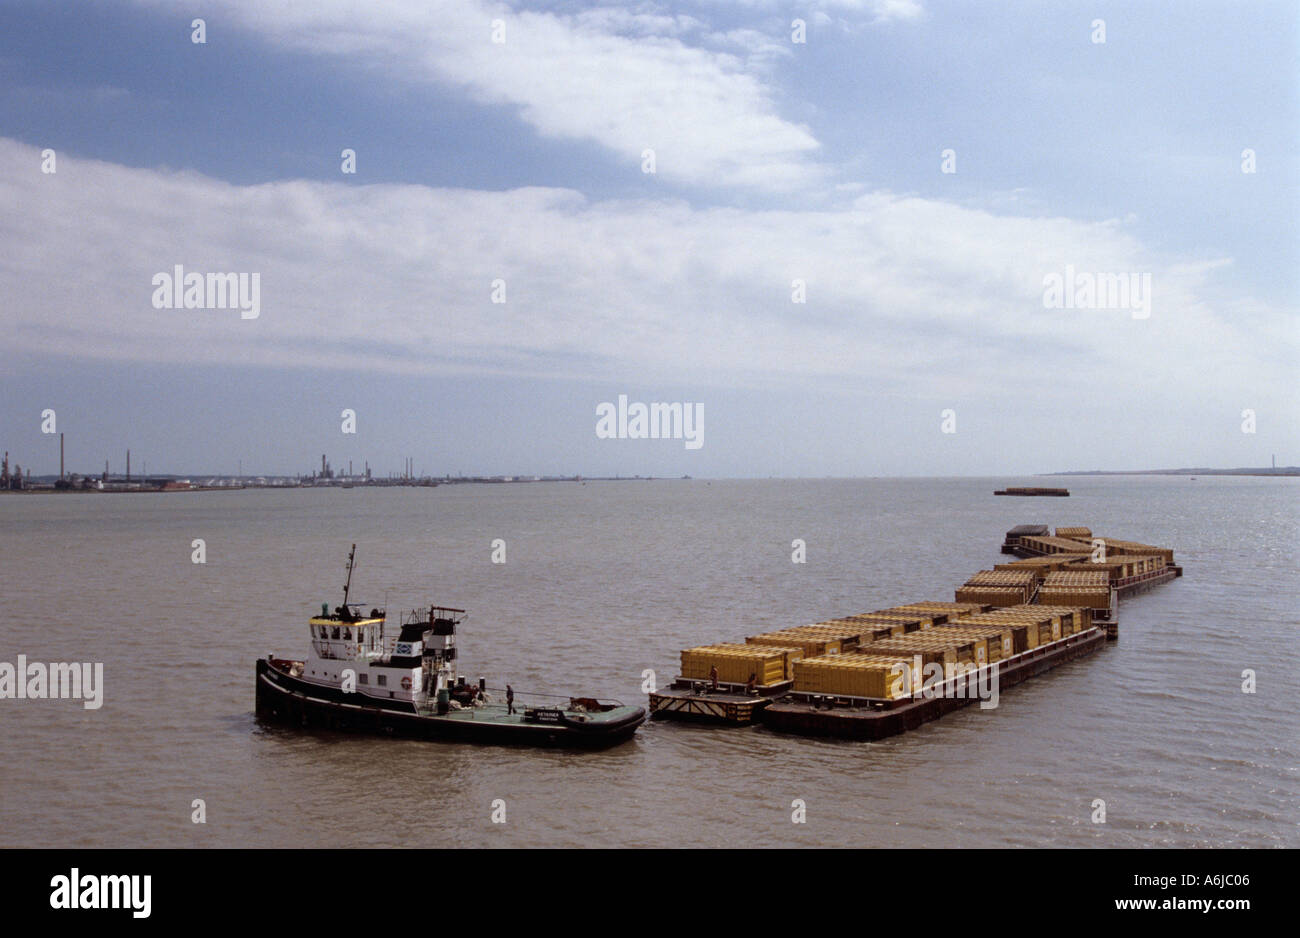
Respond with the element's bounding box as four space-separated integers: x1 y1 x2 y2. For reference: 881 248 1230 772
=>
994 487 1070 496
256 545 645 748
650 525 1179 740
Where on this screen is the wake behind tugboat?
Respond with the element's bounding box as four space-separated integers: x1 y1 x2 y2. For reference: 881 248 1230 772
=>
255 545 645 748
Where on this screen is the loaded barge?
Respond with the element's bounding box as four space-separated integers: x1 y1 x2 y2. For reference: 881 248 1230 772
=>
650 525 1180 740
256 545 645 748
998 525 1182 600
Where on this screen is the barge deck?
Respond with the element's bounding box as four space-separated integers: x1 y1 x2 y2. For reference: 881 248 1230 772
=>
648 679 788 724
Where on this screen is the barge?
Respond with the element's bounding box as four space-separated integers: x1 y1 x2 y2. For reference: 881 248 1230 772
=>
997 526 1183 600
256 545 645 748
650 525 1179 740
994 487 1070 496
761 627 1106 740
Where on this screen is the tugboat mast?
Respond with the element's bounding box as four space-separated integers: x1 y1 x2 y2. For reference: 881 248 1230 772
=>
342 542 357 612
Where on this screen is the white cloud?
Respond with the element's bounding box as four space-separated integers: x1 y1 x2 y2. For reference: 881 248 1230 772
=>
2 139 1292 410
691 0 923 24
135 0 823 191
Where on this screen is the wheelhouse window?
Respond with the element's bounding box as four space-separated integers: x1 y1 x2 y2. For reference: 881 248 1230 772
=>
331 626 340 639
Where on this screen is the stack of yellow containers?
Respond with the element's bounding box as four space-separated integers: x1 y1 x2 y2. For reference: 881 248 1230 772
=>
1064 556 1148 579
1039 570 1110 611
1044 570 1109 587
680 643 801 685
1054 526 1092 540
996 555 1088 573
1020 535 1095 554
936 623 1015 661
954 614 1034 652
793 653 916 699
880 601 989 622
954 586 1027 607
1091 539 1175 563
984 605 1063 642
746 628 849 658
817 617 906 641
957 609 1055 649
863 633 986 668
955 570 1038 607
843 612 936 632
1028 604 1091 633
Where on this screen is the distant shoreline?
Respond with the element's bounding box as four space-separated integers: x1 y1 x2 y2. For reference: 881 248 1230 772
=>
1046 467 1299 477
3 469 1296 493
0 475 679 493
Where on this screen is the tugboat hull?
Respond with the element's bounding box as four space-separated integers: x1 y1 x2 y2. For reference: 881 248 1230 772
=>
255 659 644 749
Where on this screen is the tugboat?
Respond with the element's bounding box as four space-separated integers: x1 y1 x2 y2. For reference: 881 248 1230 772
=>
255 545 645 748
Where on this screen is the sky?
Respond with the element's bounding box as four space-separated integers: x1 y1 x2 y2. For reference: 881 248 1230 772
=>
0 0 1296 478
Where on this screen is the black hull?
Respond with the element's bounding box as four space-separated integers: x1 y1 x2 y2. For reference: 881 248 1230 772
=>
255 660 644 750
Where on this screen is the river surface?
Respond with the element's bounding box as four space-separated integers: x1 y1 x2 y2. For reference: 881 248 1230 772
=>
1 476 1296 847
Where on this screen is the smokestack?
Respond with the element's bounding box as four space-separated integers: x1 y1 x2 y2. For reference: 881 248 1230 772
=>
60 433 64 480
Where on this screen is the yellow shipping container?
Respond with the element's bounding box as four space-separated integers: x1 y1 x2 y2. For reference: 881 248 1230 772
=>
955 586 1031 607
794 654 913 699
1055 526 1092 540
961 613 1049 649
747 631 845 658
1033 605 1093 630
963 569 1040 589
940 625 1013 661
881 601 989 621
844 613 936 631
681 644 801 685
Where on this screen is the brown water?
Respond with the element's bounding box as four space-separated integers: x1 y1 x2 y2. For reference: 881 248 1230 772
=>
1 477 1296 847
